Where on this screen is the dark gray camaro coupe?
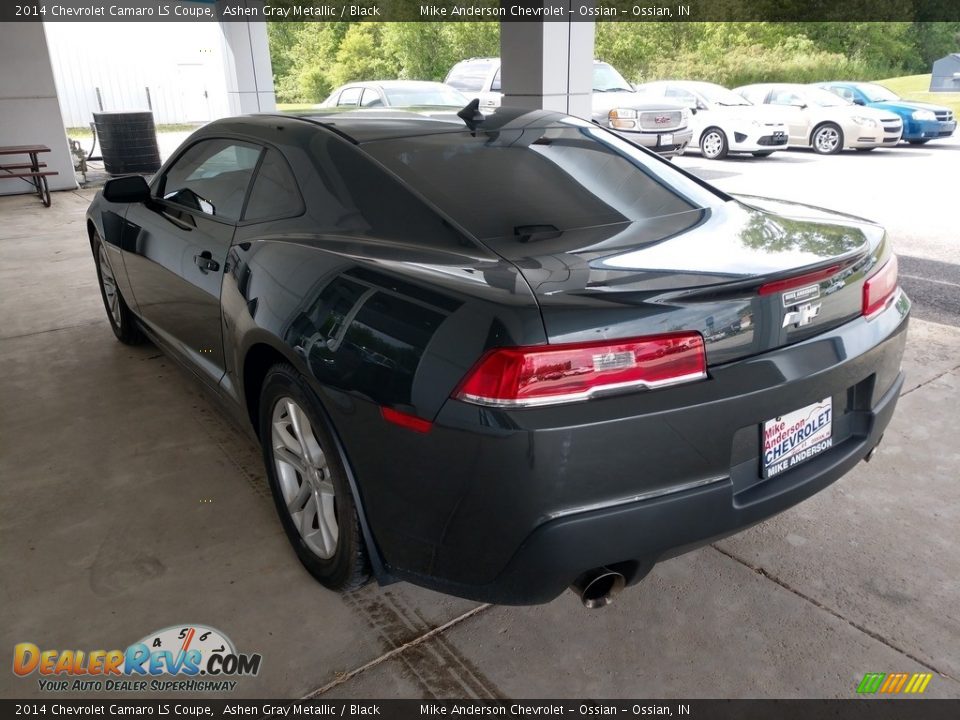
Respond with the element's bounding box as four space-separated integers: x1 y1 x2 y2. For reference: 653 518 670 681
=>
87 106 909 607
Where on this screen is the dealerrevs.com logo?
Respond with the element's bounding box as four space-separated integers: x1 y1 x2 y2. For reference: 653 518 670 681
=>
13 625 261 692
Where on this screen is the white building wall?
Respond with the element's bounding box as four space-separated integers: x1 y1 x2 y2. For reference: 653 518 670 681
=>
44 22 231 127
0 23 76 193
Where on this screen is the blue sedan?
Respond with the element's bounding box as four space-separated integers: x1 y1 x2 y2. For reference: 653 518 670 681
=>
816 81 956 144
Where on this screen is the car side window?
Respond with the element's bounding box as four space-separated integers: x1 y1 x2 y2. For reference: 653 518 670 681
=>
833 86 855 102
160 139 261 221
360 89 383 107
490 68 501 92
303 133 477 252
770 90 803 107
243 148 303 222
446 62 493 92
338 87 362 107
738 88 767 105
665 87 697 106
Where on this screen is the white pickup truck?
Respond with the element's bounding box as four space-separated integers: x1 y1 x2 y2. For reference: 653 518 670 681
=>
445 58 693 157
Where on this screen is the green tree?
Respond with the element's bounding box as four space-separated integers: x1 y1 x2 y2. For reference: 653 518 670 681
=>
327 23 400 88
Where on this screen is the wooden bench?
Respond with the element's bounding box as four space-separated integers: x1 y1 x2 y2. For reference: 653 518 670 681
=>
0 145 59 207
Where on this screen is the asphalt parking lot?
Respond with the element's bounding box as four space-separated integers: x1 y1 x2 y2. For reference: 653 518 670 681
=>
676 135 960 327
1 137 958 700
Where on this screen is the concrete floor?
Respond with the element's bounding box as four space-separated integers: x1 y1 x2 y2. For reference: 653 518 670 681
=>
2 143 959 699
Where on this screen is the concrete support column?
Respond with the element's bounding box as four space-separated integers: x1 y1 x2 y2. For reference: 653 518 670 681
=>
216 3 276 116
500 4 595 119
0 23 76 193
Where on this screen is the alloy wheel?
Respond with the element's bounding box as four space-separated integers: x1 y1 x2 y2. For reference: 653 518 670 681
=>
271 397 339 559
814 127 840 153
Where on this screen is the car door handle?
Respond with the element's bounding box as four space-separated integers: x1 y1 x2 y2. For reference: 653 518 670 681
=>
194 251 219 273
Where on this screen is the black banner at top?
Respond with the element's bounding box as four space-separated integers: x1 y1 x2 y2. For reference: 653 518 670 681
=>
3 0 960 23
2 699 960 719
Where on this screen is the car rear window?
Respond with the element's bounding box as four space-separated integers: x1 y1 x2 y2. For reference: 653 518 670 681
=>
364 122 712 240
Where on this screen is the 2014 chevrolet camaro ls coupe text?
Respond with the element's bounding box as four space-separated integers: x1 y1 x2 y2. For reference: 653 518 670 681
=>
87 107 909 607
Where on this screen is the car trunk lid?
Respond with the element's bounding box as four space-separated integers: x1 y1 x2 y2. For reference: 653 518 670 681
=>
482 197 885 365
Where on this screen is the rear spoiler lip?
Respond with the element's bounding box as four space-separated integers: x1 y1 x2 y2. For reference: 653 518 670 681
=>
731 193 880 227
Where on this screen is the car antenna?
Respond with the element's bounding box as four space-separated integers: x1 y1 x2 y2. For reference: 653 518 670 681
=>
457 99 484 130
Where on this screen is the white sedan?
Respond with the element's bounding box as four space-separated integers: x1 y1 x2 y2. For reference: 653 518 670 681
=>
636 81 789 159
734 83 903 154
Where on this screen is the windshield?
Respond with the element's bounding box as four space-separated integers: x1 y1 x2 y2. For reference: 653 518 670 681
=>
696 84 751 106
364 120 720 241
383 86 467 107
593 63 633 92
806 87 851 107
858 83 899 103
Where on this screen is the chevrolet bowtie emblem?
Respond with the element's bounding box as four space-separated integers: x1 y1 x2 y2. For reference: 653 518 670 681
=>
783 302 822 328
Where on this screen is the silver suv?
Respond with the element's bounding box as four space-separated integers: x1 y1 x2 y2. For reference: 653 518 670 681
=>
445 58 693 157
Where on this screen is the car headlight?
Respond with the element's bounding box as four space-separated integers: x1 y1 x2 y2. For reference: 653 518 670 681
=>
609 108 637 130
852 116 878 128
912 109 936 122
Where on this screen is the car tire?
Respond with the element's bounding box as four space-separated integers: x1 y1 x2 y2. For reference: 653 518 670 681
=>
811 123 844 154
700 128 728 160
92 232 144 345
259 363 370 592
752 151 774 157
908 139 929 145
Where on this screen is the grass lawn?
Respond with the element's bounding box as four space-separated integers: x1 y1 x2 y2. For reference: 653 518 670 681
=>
879 74 960 115
277 103 317 112
65 123 200 139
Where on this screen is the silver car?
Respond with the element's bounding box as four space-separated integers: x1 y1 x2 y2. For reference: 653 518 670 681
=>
445 58 693 157
320 81 468 109
734 83 903 154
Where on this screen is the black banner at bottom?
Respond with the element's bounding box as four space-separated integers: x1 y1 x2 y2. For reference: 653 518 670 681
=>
3 699 959 719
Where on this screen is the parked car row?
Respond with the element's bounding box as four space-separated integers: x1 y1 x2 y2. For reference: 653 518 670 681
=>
445 58 693 157
319 60 956 162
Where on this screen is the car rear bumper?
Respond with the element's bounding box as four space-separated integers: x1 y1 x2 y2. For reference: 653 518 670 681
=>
347 294 910 605
438 363 903 605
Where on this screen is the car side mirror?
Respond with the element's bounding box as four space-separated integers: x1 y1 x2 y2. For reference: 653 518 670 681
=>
103 175 150 204
853 98 866 106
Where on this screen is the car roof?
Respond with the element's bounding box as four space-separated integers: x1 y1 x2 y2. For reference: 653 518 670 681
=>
647 80 726 91
213 107 570 144
337 80 454 90
738 83 807 91
452 57 610 66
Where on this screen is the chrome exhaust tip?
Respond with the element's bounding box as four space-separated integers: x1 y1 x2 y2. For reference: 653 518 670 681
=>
864 433 884 463
570 568 626 609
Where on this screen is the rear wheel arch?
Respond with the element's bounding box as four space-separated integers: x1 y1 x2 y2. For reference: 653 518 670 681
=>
243 344 391 583
86 219 100 252
242 342 292 439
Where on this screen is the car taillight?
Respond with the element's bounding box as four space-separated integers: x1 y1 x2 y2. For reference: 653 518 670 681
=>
862 255 898 320
453 332 706 408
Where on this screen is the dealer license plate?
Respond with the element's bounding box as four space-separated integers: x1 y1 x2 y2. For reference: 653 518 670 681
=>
762 398 833 478
660 133 673 147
